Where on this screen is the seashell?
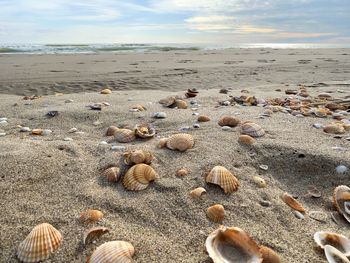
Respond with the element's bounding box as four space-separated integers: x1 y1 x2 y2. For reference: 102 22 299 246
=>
238 135 256 145
123 150 154 165
197 115 210 122
176 168 189 177
324 245 350 263
205 226 263 263
253 176 266 188
31 129 43 135
176 99 188 109
241 122 265 137
17 223 63 263
207 204 225 222
100 88 112 94
153 111 167 119
263 109 274 116
285 89 298 95
134 124 156 139
314 231 350 256
89 241 135 263
324 124 345 134
333 185 350 223
206 166 239 194
218 116 240 127
122 164 158 191
314 108 330 118
80 209 104 224
83 227 109 246
131 104 146 111
158 138 168 148
259 164 268 171
259 246 281 263
106 126 119 136
101 167 121 182
159 96 176 107
190 187 207 198
114 128 136 143
186 88 198 98
280 192 305 212
165 133 194 152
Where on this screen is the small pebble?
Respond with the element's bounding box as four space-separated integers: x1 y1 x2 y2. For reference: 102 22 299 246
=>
193 123 200 129
345 137 350 141
222 101 230 106
63 137 73 141
293 210 305 219
20 127 31 132
127 98 132 101
111 145 126 151
0 118 8 122
336 165 348 174
41 129 52 136
313 123 323 129
191 108 199 111
0 132 6 136
295 114 304 118
68 128 78 133
75 131 85 135
0 120 8 125
259 200 272 207
65 99 74 103
190 100 197 105
192 112 199 116
259 164 269 171
221 126 232 131
153 112 167 119
93 121 102 126
46 111 59 118
129 109 139 112
99 141 108 145
179 126 191 132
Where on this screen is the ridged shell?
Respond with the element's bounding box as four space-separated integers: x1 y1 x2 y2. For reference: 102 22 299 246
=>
100 88 112 94
207 204 225 222
17 223 63 263
158 138 168 148
114 128 136 143
238 135 256 145
80 209 104 224
83 227 109 246
314 231 350 256
324 245 350 263
176 99 188 109
280 192 305 212
218 116 241 127
101 167 121 182
123 150 154 165
205 226 263 263
106 126 119 136
324 124 345 134
134 124 156 139
122 164 158 191
259 246 281 263
159 96 176 107
176 168 189 177
166 133 194 152
190 187 207 198
241 122 265 137
197 115 211 122
89 241 134 263
333 185 350 223
206 166 239 194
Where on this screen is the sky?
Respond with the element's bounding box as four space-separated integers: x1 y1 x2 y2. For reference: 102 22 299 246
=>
0 0 349 44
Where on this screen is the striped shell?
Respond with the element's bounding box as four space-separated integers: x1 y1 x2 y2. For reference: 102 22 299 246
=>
114 128 136 143
197 115 211 122
17 223 63 263
280 192 305 212
101 167 121 182
83 227 110 246
218 116 241 127
80 209 104 224
238 135 256 145
207 204 225 222
324 245 350 263
314 231 350 256
89 241 134 263
324 124 345 134
259 246 281 263
176 168 189 177
333 185 350 223
134 124 156 139
206 166 239 194
241 122 265 137
122 164 158 191
205 226 263 263
166 133 194 152
190 187 207 198
100 88 112 94
175 99 188 109
106 126 119 136
123 150 154 165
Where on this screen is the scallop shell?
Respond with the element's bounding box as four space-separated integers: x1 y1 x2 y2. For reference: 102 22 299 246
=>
259 246 281 263
205 226 263 263
241 122 265 137
89 241 135 263
17 223 63 263
198 115 210 122
176 168 189 177
114 128 136 143
83 227 109 246
106 126 119 136
238 135 256 145
206 166 239 194
101 167 121 182
207 204 225 222
100 88 112 94
80 209 104 224
324 245 350 263
123 150 154 165
333 185 350 223
324 124 345 134
218 116 241 127
176 99 188 109
159 96 176 107
314 231 350 256
190 187 207 198
166 133 194 152
134 124 156 138
122 164 158 191
31 129 43 135
280 192 305 212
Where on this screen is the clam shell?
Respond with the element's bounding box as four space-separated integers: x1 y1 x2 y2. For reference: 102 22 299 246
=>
114 128 136 143
17 223 63 263
259 246 281 263
241 122 265 137
207 204 225 222
238 135 256 145
197 115 210 122
333 185 350 223
101 167 121 182
218 116 241 127
159 96 176 107
190 187 207 198
324 245 350 263
314 231 350 256
166 133 194 152
134 124 156 139
176 99 188 109
280 192 305 212
324 124 345 134
206 166 239 194
176 168 189 177
83 227 109 246
106 126 119 136
80 209 104 224
205 226 263 263
89 241 134 263
122 164 158 191
123 150 154 165
100 88 112 94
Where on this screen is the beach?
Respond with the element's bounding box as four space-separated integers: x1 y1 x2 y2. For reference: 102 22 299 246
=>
0 48 350 262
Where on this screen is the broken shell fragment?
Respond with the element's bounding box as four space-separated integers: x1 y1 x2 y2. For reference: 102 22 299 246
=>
101 167 121 182
123 150 154 165
207 204 225 222
159 96 176 107
83 227 110 246
176 168 189 177
333 185 350 223
238 135 256 145
80 209 104 224
324 245 350 263
206 166 239 194
280 192 306 213
241 122 265 137
218 116 241 127
314 231 350 256
259 245 281 263
134 124 156 139
89 241 135 263
165 133 194 152
114 128 136 143
122 164 158 191
190 187 207 198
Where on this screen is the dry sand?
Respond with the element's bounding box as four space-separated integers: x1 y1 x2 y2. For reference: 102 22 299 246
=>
0 49 350 263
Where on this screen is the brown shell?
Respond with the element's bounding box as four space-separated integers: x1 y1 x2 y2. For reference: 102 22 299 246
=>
206 166 239 194
122 164 158 191
259 246 281 263
166 133 194 152
238 135 256 145
17 223 63 263
253 176 267 188
123 150 154 165
241 122 265 137
158 138 168 148
324 124 345 134
83 227 110 246
131 104 146 111
31 129 43 135
106 126 119 136
176 99 188 109
280 192 306 212
189 187 207 198
80 209 104 224
114 128 136 143
89 241 135 263
197 115 211 122
134 124 156 139
101 167 121 182
100 88 112 94
176 168 189 177
218 116 241 127
159 96 176 107
207 204 225 222
333 185 350 223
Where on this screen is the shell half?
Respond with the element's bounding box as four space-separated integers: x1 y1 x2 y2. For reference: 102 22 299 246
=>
80 209 104 224
122 164 158 191
89 241 135 263
280 192 306 212
206 166 239 194
324 245 350 263
314 231 350 256
207 204 225 222
241 122 265 137
218 116 241 127
333 185 350 223
123 150 154 165
114 128 136 143
101 167 121 182
166 133 194 152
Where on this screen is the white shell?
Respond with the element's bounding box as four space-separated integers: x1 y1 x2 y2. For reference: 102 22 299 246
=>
324 245 350 263
314 231 350 256
89 241 134 263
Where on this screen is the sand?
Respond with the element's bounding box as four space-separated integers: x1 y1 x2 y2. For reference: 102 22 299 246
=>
0 49 350 263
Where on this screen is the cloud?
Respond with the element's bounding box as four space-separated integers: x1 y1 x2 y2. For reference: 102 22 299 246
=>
185 16 234 24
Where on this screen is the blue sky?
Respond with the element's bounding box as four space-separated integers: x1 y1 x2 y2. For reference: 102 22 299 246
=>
0 0 349 44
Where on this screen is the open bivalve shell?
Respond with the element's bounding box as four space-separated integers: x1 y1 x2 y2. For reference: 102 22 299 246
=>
205 226 263 263
101 167 121 182
134 124 156 139
333 185 350 223
241 122 265 137
206 166 239 194
17 223 63 263
324 245 350 263
165 133 194 152
314 231 350 256
89 241 135 263
83 227 110 246
123 150 154 165
114 128 136 143
122 164 158 191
